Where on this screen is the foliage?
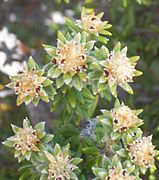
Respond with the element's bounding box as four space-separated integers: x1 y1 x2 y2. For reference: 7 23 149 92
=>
2 4 159 180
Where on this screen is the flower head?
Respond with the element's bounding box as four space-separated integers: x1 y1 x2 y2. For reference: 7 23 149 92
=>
127 136 155 169
2 118 52 162
99 42 142 97
56 38 87 74
44 32 95 91
43 144 82 180
76 8 112 36
6 56 53 106
93 156 137 180
111 104 143 133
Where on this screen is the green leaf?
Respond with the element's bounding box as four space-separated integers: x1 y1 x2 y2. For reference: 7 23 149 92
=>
112 155 119 166
121 83 133 94
40 95 49 102
25 151 32 161
96 12 104 19
41 134 54 143
56 76 64 88
43 44 56 56
17 94 25 106
102 156 110 169
58 31 67 43
23 117 31 128
11 124 19 133
48 66 56 77
110 131 120 140
52 67 61 78
54 144 61 156
116 148 127 157
134 70 143 76
32 98 39 106
113 42 121 52
140 166 147 174
114 98 120 107
68 93 76 108
95 35 108 44
65 17 79 32
100 109 112 118
74 32 81 43
27 56 37 70
70 158 82 165
110 84 117 97
43 79 53 87
73 76 83 91
85 41 95 51
82 147 99 155
129 56 140 63
63 73 72 85
34 122 45 131
100 30 112 36
2 139 14 147
69 172 78 180
25 96 32 105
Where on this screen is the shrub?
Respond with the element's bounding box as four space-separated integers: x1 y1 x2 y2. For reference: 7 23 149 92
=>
3 6 158 180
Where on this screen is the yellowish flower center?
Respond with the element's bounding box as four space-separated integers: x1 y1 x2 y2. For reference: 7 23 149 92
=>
127 136 155 167
105 51 135 86
111 106 142 132
55 40 87 73
13 126 40 155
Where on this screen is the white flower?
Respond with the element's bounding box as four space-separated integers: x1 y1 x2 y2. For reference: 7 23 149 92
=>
104 48 135 88
111 104 143 132
44 144 79 180
55 39 87 74
127 136 155 168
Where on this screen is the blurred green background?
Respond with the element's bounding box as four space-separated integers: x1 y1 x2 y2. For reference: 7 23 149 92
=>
0 0 159 179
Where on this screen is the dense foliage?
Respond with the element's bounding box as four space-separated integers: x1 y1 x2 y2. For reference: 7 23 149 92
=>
2 4 159 180
1 0 159 179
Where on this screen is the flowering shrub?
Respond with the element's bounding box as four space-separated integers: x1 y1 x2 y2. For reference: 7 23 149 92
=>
2 7 158 180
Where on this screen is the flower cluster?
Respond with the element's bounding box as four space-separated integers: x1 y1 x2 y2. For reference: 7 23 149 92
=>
99 43 142 97
6 56 54 106
2 118 53 162
55 36 87 74
110 104 143 133
92 156 137 180
127 136 155 169
44 32 95 91
98 101 143 135
76 7 112 36
41 144 82 180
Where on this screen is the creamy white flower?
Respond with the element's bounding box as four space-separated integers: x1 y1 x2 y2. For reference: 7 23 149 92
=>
10 120 40 155
127 136 155 168
77 12 104 34
104 48 136 88
111 105 143 132
55 40 87 73
44 145 77 180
